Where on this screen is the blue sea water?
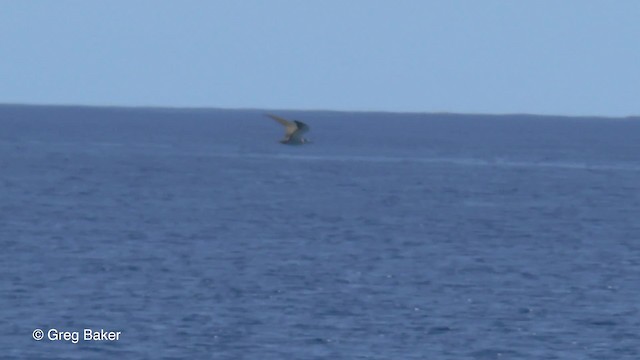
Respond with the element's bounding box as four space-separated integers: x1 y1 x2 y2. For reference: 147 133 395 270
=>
1 105 639 359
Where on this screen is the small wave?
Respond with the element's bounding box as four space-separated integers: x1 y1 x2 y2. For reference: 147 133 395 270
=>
7 140 638 172
227 152 640 172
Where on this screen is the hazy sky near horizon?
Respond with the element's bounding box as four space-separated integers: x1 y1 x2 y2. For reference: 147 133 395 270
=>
1 1 638 116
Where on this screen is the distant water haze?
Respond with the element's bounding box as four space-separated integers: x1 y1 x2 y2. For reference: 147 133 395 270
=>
1 104 638 163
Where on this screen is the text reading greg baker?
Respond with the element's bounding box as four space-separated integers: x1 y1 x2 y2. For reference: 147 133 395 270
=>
33 328 122 344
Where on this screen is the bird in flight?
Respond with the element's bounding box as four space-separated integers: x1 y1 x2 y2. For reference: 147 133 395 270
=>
266 114 311 145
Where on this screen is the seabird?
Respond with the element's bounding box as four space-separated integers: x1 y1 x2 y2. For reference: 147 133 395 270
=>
266 114 311 145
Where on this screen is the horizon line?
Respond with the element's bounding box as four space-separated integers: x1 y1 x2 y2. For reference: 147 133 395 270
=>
0 102 637 120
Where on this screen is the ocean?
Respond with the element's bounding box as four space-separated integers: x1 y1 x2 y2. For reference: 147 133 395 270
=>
1 105 639 359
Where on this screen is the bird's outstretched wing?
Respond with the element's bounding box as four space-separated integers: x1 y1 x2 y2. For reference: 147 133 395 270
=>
266 114 298 136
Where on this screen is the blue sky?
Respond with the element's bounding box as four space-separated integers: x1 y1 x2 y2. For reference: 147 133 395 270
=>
1 1 638 116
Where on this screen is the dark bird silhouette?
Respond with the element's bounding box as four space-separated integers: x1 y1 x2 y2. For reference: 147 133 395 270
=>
266 114 311 145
